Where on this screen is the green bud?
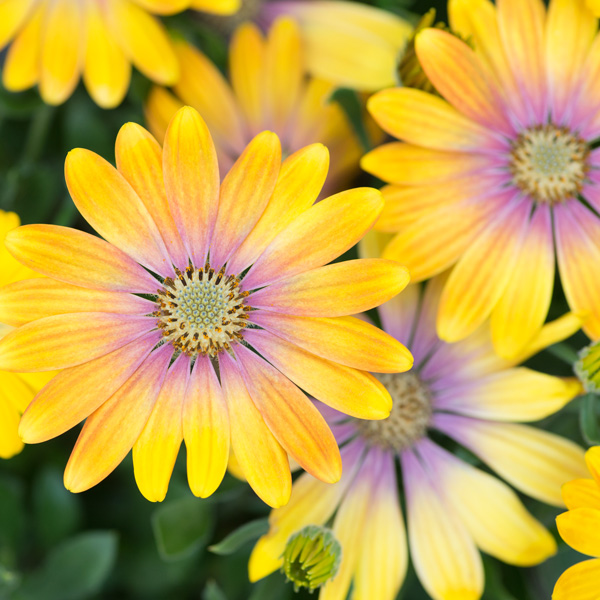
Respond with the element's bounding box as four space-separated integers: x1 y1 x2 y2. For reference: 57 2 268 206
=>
281 525 342 592
576 341 600 393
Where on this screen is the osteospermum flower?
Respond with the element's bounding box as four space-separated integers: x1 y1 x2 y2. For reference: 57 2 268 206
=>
0 0 238 108
145 17 372 192
250 269 587 600
0 106 412 507
363 0 600 358
554 446 600 599
0 210 55 459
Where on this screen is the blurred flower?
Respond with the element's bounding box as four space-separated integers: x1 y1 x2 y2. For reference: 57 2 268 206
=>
0 0 237 109
145 17 375 194
363 0 600 358
0 211 54 459
260 1 413 91
250 266 587 600
587 0 600 16
0 106 412 506
576 341 600 393
555 446 600 599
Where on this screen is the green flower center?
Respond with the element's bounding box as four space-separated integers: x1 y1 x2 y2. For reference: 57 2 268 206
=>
355 372 432 451
155 264 249 357
510 124 589 204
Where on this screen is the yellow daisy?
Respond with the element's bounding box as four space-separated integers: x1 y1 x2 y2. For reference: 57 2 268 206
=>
0 0 238 108
555 446 600 599
363 0 600 358
0 106 412 507
0 210 54 459
145 17 373 194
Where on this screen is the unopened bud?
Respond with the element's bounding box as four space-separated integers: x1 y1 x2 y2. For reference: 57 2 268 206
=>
576 341 600 393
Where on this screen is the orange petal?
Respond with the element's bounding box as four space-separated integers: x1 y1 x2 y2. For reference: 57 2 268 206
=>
144 86 184 143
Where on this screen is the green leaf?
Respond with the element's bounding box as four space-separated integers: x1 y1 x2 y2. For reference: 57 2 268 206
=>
209 519 269 556
17 531 118 600
329 88 372 152
0 476 25 550
203 580 228 600
152 497 214 562
580 393 600 444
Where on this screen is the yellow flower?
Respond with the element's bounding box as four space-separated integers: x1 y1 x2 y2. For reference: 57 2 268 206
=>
363 0 600 358
0 106 412 506
145 17 374 194
251 263 587 600
0 211 54 459
259 1 413 91
0 0 237 108
587 0 600 16
555 446 600 599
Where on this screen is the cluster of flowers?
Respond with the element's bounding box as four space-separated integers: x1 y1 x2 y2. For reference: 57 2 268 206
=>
2 0 600 598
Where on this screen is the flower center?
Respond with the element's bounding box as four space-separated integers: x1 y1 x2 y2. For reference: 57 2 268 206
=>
510 124 589 204
355 372 432 451
155 264 249 357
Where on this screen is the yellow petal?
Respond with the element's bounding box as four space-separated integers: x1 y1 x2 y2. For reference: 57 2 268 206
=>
39 0 83 105
249 312 412 373
190 0 240 13
162 106 220 265
5 224 157 293
133 354 188 502
585 446 600 488
219 353 291 508
64 345 172 492
183 355 230 498
210 131 281 266
129 0 189 15
563 479 600 511
245 329 392 420
0 395 23 458
144 86 184 143
557 507 600 557
244 188 383 289
235 344 341 484
19 332 161 443
553 558 600 600
65 148 171 276
0 0 36 50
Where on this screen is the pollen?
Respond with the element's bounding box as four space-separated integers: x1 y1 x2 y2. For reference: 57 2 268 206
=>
355 372 432 451
510 124 589 204
154 264 250 357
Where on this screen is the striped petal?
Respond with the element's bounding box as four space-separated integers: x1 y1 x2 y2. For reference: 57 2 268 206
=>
183 355 230 498
162 106 220 266
210 131 281 267
249 312 412 373
553 558 600 600
557 508 600 557
245 329 392 420
242 188 383 290
250 259 409 317
219 353 291 508
115 122 188 269
0 312 154 372
64 345 172 493
5 224 157 293
0 278 154 327
133 354 189 502
19 331 161 444
65 148 171 276
235 344 341 484
562 479 600 511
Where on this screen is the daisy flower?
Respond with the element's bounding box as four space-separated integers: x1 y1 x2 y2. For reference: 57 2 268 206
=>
0 210 55 459
250 267 587 600
363 0 600 358
0 0 238 108
0 106 412 507
555 446 600 599
145 17 374 193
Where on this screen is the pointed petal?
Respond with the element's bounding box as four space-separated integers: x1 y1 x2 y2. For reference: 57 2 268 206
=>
562 479 600 511
553 558 600 600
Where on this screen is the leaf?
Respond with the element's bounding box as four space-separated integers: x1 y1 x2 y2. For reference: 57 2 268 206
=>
580 393 600 445
152 497 214 562
0 476 25 549
208 518 269 556
203 580 228 600
18 531 118 600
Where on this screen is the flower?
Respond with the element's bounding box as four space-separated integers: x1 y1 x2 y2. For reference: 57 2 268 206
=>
587 0 600 16
145 17 374 194
250 266 587 600
363 0 600 358
0 106 412 507
575 340 600 393
0 0 237 108
0 210 55 459
555 446 600 599
259 1 413 91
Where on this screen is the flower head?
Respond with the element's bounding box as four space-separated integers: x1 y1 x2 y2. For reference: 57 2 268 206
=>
250 266 587 600
0 0 237 108
145 17 375 194
0 106 412 507
555 446 600 599
363 0 600 358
